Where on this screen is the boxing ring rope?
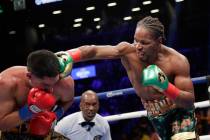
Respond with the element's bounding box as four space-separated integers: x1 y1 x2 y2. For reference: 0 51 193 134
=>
74 75 210 140
103 100 210 122
74 75 209 102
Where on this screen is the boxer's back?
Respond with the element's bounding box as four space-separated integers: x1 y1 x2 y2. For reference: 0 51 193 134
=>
0 66 30 108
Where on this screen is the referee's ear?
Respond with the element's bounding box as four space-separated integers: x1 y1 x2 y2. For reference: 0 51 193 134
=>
79 101 83 111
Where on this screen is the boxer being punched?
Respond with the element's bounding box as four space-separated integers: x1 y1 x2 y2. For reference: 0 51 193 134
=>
0 50 74 140
57 16 198 140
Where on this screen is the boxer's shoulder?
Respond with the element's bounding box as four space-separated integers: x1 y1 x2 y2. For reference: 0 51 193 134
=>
118 41 133 47
0 74 16 91
165 46 188 61
117 42 136 52
53 77 74 100
1 66 27 81
55 76 74 91
0 67 29 100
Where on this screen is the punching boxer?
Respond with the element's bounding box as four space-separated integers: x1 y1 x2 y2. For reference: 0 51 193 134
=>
0 49 74 140
56 16 198 140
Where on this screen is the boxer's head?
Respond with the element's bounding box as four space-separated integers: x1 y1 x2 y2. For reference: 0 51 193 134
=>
134 16 165 63
27 49 60 91
80 90 99 121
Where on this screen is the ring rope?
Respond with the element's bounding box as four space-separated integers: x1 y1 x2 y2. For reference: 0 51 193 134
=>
199 135 210 140
74 75 209 102
104 100 210 122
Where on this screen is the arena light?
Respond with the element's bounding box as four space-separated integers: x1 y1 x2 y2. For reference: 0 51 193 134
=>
73 23 81 28
123 16 132 21
0 5 3 14
132 7 140 12
142 0 152 5
96 25 101 29
35 0 62 5
150 9 159 13
94 17 101 22
38 24 45 28
107 2 117 7
175 0 184 2
86 6 95 11
52 10 62 15
74 18 83 22
8 30 16 35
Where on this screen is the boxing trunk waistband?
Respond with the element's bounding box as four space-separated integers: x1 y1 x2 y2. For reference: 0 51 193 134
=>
142 97 176 117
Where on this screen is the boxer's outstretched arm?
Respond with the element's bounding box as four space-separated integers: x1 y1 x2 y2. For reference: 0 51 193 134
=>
67 42 136 62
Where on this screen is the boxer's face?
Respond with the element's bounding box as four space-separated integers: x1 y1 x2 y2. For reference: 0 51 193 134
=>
80 94 99 121
27 72 60 91
134 26 161 62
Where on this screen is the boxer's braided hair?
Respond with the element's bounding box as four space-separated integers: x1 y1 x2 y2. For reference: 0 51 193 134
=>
137 16 166 41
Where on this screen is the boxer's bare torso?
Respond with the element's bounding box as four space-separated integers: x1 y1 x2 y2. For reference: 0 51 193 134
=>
121 44 176 100
120 44 191 116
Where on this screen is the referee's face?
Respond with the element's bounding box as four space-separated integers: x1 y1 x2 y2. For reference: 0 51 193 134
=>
80 93 99 121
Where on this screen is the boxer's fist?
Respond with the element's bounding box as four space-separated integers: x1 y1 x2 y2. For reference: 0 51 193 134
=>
29 111 57 136
141 65 169 91
28 88 56 113
141 65 180 100
55 51 73 78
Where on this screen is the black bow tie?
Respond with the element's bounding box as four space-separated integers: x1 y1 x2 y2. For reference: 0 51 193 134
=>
81 121 95 127
80 121 95 131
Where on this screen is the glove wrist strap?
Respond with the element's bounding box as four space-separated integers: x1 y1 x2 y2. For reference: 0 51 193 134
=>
54 106 64 120
164 83 180 100
19 105 33 121
67 49 81 62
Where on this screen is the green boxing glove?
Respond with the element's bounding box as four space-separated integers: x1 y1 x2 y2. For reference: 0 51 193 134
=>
56 51 73 78
141 65 180 100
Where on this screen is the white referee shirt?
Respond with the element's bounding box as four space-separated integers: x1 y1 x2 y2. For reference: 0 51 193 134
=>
54 111 112 140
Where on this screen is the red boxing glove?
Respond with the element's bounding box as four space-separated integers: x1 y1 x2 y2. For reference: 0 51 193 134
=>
27 88 56 113
29 111 57 136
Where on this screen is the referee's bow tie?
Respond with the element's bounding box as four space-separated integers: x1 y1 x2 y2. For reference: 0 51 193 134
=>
81 121 95 127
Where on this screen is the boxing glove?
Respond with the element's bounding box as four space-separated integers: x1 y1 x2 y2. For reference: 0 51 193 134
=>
27 88 56 113
29 111 57 136
141 65 180 100
19 88 56 121
55 51 73 78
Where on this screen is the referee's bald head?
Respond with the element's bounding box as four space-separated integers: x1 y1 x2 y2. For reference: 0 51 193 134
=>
81 90 99 103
